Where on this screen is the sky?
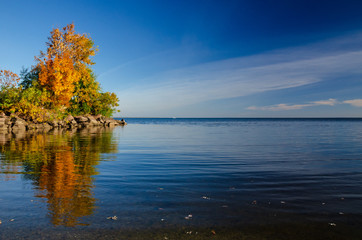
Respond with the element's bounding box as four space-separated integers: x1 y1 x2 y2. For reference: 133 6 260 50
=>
1 0 362 117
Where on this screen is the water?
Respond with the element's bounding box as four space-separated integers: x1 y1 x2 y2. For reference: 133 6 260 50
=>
1 118 362 239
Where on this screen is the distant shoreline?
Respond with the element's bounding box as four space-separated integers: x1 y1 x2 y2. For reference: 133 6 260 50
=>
121 117 362 120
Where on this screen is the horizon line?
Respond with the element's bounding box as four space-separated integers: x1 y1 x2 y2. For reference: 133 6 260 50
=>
115 116 362 119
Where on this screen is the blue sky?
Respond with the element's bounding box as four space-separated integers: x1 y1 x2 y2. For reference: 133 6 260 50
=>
1 0 362 117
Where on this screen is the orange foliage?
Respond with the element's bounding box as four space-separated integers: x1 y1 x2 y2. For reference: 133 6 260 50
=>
36 23 97 107
38 52 80 106
0 69 20 88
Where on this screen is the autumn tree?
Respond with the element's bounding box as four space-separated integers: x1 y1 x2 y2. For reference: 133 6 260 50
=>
0 69 20 88
35 23 119 117
1 23 120 121
36 23 97 107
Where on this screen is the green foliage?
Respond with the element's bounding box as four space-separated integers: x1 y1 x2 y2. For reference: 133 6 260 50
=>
68 70 119 117
0 23 120 120
93 92 120 117
20 67 39 89
0 85 21 114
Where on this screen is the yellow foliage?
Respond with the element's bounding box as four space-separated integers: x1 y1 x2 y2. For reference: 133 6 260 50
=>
36 23 97 107
0 69 20 88
38 52 80 106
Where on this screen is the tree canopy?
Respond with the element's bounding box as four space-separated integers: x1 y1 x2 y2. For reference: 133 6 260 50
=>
0 23 119 122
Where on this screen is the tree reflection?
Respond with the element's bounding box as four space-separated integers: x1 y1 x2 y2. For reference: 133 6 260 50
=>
0 127 118 226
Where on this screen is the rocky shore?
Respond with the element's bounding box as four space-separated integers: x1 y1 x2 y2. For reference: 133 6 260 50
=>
0 113 126 133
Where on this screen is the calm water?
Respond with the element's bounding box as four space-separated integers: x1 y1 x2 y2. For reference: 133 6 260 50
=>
1 118 362 239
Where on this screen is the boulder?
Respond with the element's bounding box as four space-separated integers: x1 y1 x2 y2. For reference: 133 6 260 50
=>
74 116 88 123
116 119 127 125
104 118 117 126
0 117 10 130
58 120 66 127
34 123 52 132
95 114 106 124
12 124 26 132
87 115 100 125
27 124 37 130
11 116 27 132
48 120 59 128
65 115 78 127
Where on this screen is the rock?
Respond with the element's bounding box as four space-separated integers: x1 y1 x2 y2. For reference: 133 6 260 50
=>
74 116 88 123
27 124 37 130
64 115 78 127
42 123 52 130
58 120 66 127
12 121 27 132
116 119 127 125
33 123 52 132
105 118 118 126
48 120 59 128
65 115 75 123
95 114 105 123
11 116 27 125
10 116 28 133
0 114 124 132
86 115 100 125
0 117 10 132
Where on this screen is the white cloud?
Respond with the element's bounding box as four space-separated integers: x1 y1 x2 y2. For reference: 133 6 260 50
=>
114 33 362 116
247 104 311 111
311 99 338 106
247 98 338 111
247 98 362 112
344 99 362 107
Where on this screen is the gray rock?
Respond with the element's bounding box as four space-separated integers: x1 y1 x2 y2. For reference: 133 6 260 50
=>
48 120 59 128
12 117 27 131
65 115 75 122
74 116 88 123
95 114 105 123
58 120 66 127
87 115 100 125
116 119 127 125
0 118 9 131
65 115 78 127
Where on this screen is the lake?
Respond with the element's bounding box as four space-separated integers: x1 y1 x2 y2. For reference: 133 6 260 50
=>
1 118 362 239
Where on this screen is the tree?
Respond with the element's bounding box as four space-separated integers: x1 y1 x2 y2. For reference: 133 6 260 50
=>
1 23 120 121
0 69 21 114
35 23 97 107
0 69 20 88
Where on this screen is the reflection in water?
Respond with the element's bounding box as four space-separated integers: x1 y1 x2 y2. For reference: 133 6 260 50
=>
0 127 118 226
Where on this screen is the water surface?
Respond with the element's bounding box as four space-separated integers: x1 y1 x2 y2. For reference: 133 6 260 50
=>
1 118 362 239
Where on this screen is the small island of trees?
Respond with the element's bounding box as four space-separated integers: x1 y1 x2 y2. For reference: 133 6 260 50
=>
0 23 119 124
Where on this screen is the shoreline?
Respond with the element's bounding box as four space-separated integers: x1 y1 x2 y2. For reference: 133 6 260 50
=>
0 113 126 134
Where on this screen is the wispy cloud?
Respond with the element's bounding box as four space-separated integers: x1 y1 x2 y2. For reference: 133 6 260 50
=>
247 98 362 111
115 33 362 116
247 99 338 111
312 99 338 106
344 99 362 107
